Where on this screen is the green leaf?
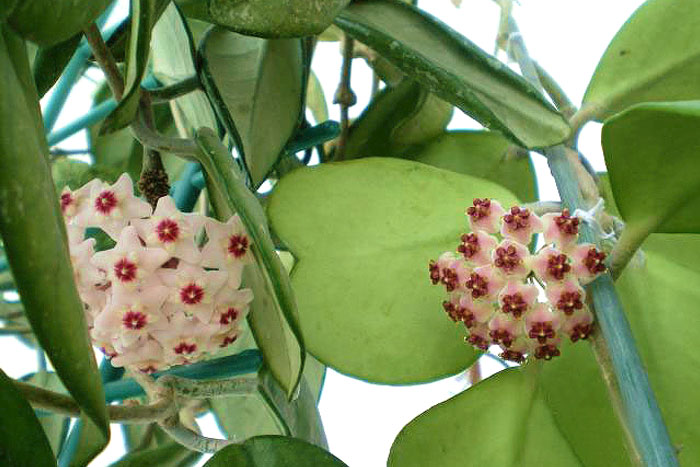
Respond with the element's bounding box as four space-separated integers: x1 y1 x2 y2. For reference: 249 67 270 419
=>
0 25 109 450
199 27 304 187
541 233 700 466
7 0 109 46
0 0 18 21
583 0 700 121
602 101 700 235
25 372 71 456
267 158 519 383
388 366 581 467
152 4 219 138
403 131 537 203
204 436 347 467
195 128 304 398
202 0 351 38
0 369 56 466
334 0 570 149
32 33 82 98
101 0 157 134
111 442 201 466
306 70 328 125
344 80 453 160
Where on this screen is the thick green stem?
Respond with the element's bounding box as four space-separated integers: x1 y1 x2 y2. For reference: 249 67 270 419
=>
159 415 234 453
148 76 201 103
610 217 658 280
504 13 678 467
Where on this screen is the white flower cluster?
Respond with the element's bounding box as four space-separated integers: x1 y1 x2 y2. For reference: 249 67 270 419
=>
61 174 254 373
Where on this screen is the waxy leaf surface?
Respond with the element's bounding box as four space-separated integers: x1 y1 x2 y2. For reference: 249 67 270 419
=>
205 436 347 467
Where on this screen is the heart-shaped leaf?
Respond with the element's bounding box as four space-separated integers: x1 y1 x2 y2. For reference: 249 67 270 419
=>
204 436 347 467
267 158 520 383
388 366 581 467
403 130 537 203
195 128 304 398
334 0 570 149
582 0 700 121
199 27 304 187
602 101 700 236
7 0 109 46
0 25 109 451
0 369 56 466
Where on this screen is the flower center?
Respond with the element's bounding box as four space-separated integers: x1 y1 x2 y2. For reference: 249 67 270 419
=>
122 311 147 330
173 342 197 354
584 248 607 274
554 209 580 235
95 190 118 215
534 344 560 360
466 198 491 220
156 219 180 243
494 245 521 273
220 335 238 348
528 321 557 343
180 283 204 305
556 291 583 315
546 253 571 280
569 323 593 342
457 233 479 259
60 192 74 213
113 258 137 283
219 307 239 325
440 267 459 292
227 234 249 258
489 329 515 347
428 261 441 285
501 293 527 318
500 349 525 363
465 272 488 299
442 300 475 327
503 206 531 230
466 333 489 350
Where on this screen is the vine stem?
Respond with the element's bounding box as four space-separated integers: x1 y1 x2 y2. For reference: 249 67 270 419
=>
333 33 357 161
504 14 678 467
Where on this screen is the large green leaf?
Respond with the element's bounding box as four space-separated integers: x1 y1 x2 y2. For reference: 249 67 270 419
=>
181 0 351 38
582 0 700 121
101 0 157 134
0 25 109 450
541 233 700 466
205 436 347 467
344 79 453 160
199 27 304 187
403 130 537 203
334 0 569 149
7 0 109 46
0 369 56 466
602 101 700 236
388 366 581 467
32 33 82 98
267 158 519 383
195 128 304 398
0 0 18 21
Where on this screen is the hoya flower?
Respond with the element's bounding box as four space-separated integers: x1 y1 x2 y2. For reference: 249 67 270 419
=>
491 239 531 279
542 209 580 251
208 329 242 351
466 198 505 234
532 246 572 283
60 179 99 222
465 264 505 301
159 262 228 322
533 337 562 360
152 311 218 367
132 196 204 264
110 338 165 373
429 252 468 292
92 226 169 290
545 280 586 316
457 231 497 266
77 174 152 239
499 336 532 363
70 238 108 311
488 314 520 348
500 206 543 245
525 304 561 344
497 281 538 318
212 287 254 331
465 323 490 351
562 308 594 342
442 293 493 327
201 215 254 270
570 243 607 284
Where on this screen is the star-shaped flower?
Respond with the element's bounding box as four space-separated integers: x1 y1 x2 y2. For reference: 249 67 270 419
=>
491 239 531 279
545 280 586 316
465 198 505 234
532 246 573 283
151 311 217 367
61 179 100 223
525 303 561 344
500 206 543 246
159 262 227 322
457 230 497 266
497 281 538 318
542 209 580 251
201 215 254 272
570 243 607 284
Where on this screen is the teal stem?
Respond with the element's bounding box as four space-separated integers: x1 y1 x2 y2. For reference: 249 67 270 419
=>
505 18 678 466
104 350 263 402
171 163 203 212
285 120 341 154
42 6 119 133
47 99 117 146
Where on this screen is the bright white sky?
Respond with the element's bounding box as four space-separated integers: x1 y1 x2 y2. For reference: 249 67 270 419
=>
0 1 645 465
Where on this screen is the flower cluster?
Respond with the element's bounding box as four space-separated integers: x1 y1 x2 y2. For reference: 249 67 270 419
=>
429 199 607 363
61 174 254 373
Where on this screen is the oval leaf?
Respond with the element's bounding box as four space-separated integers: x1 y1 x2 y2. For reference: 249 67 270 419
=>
195 128 305 398
7 0 109 46
32 33 82 98
334 0 570 149
583 0 700 121
199 27 304 187
205 0 351 38
0 25 109 447
205 436 347 467
602 101 700 235
0 369 56 466
267 158 520 383
388 366 581 467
